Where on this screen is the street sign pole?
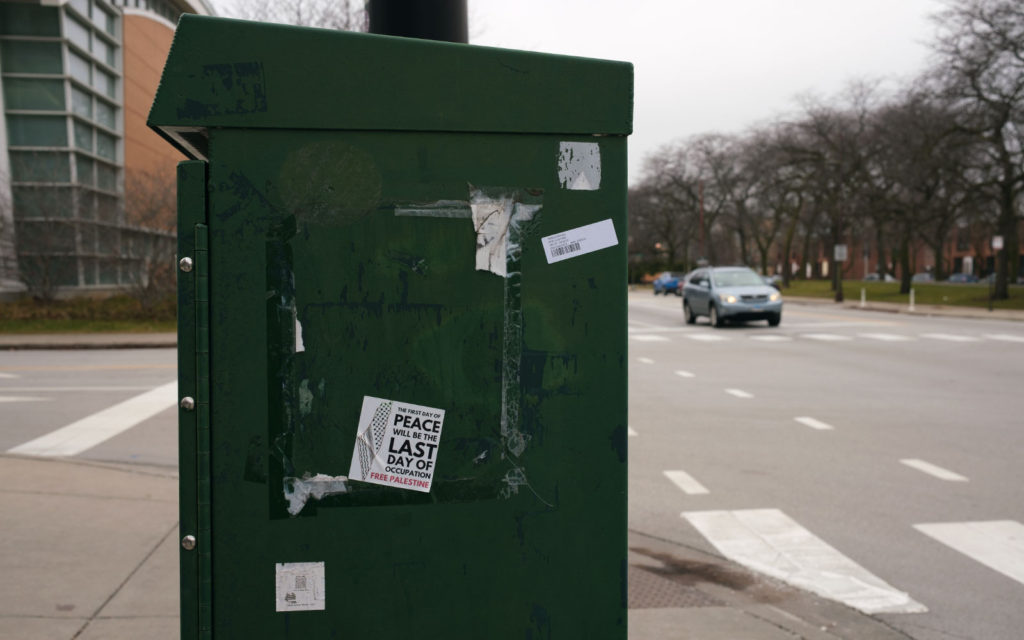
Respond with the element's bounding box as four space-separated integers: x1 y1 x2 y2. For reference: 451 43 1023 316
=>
833 244 847 303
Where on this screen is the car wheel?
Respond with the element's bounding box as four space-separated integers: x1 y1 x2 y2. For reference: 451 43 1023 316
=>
653 288 660 295
768 312 781 327
683 300 696 324
709 304 723 328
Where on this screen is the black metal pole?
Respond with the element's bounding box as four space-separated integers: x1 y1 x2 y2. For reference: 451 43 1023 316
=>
367 0 468 43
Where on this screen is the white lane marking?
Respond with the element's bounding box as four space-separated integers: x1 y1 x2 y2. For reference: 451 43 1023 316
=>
674 370 695 378
630 334 670 342
859 333 914 342
801 333 853 342
921 333 979 343
683 509 926 614
636 357 655 364
750 335 792 342
786 321 894 329
628 326 695 334
628 318 664 328
915 521 1024 587
0 396 49 403
664 470 709 495
795 416 835 431
628 427 638 437
725 388 753 399
7 381 177 457
685 334 730 342
0 386 155 392
0 372 21 379
900 459 968 482
984 334 1024 344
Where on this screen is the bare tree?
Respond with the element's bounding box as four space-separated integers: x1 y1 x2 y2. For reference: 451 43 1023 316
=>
122 168 177 311
228 0 367 31
932 0 1024 298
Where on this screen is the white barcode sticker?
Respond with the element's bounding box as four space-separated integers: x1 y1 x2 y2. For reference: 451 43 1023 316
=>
541 219 618 264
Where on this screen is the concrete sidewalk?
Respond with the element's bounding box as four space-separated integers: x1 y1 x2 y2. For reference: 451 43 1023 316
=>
0 452 910 640
0 455 179 640
0 332 177 350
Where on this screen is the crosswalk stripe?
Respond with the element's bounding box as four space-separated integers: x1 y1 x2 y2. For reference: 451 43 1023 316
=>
915 521 1024 586
921 333 979 342
749 335 792 342
0 372 21 379
801 333 853 341
900 459 968 482
7 381 177 457
984 334 1024 343
685 334 730 342
0 396 49 403
683 509 927 614
795 416 834 431
858 333 914 342
664 470 709 495
674 370 695 378
630 334 670 342
636 357 655 364
628 426 638 437
725 388 753 399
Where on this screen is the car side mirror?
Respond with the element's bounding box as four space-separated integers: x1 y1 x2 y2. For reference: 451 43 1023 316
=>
698 279 709 288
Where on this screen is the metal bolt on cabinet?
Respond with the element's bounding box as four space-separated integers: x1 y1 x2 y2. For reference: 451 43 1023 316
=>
150 15 632 639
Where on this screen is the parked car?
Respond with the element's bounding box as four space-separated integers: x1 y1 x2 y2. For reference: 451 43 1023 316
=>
863 273 896 282
911 272 935 283
682 266 783 327
947 273 979 283
652 271 684 296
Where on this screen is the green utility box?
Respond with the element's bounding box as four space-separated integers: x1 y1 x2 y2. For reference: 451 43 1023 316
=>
151 15 632 639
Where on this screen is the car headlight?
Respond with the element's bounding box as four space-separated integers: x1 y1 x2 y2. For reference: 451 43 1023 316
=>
719 294 738 304
769 292 781 302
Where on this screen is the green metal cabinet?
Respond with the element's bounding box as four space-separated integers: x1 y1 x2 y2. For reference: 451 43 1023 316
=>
152 15 632 639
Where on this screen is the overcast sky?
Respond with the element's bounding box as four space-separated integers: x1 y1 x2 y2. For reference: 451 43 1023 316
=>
469 0 947 185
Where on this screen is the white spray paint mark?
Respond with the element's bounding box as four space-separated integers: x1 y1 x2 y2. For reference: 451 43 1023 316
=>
557 141 601 191
283 473 350 516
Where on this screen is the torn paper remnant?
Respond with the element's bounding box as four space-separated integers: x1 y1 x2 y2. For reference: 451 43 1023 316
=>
283 473 349 516
558 142 601 191
470 189 541 277
275 562 326 612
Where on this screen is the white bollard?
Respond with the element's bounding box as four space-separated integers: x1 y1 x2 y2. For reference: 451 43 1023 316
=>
909 288 915 312
860 288 866 308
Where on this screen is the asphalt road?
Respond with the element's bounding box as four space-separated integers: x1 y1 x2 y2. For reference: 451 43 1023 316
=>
628 290 1024 640
1 293 1022 639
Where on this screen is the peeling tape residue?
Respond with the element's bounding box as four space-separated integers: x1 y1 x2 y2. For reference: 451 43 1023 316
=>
470 190 541 278
283 473 349 516
557 142 601 191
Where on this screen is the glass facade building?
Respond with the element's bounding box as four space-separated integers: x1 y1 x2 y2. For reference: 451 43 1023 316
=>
0 0 213 297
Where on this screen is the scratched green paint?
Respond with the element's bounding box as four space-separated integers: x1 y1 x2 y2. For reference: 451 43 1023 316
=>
156 15 630 639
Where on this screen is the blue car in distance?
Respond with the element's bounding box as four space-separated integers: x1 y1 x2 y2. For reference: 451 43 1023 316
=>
652 271 684 296
682 266 783 327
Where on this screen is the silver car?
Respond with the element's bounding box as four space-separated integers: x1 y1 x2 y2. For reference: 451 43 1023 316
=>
682 266 783 327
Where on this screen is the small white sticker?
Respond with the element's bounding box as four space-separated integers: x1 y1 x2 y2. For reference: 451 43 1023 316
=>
275 562 325 612
542 219 618 264
348 396 445 493
557 142 601 191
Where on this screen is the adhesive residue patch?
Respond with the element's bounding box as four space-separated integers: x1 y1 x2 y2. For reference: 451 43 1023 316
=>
348 396 446 493
557 142 601 191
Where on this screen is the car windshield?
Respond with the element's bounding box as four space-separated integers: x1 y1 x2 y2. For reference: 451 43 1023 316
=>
711 269 765 287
